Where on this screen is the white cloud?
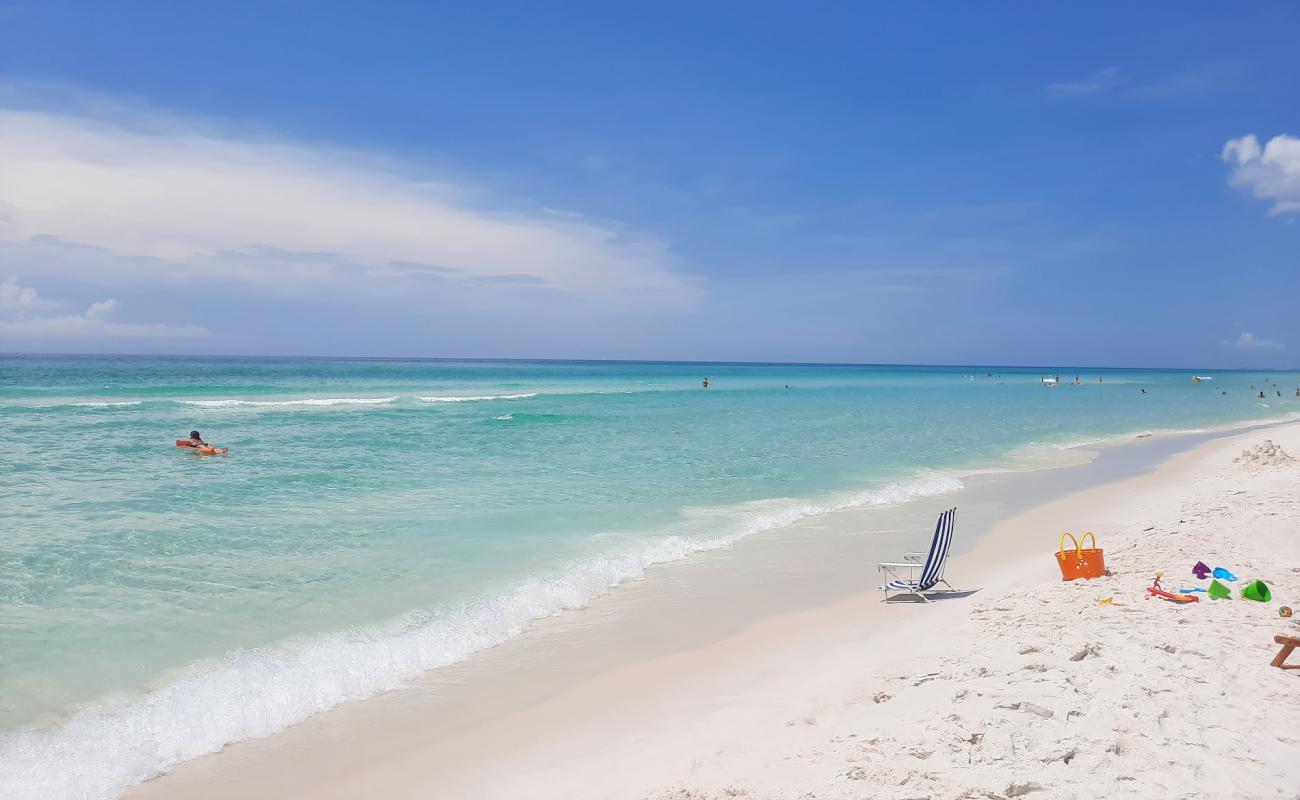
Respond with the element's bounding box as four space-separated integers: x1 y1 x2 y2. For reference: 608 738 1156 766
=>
0 281 206 340
1223 331 1284 351
0 277 44 310
1048 67 1126 95
1221 133 1300 215
0 313 209 339
85 298 118 317
0 105 695 299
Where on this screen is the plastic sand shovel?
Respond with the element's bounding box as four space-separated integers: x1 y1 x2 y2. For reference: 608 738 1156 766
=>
1241 580 1272 602
1192 561 1212 579
1208 580 1232 599
1212 567 1238 582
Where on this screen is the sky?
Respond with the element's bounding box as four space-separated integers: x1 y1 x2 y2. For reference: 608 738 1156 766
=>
0 1 1298 367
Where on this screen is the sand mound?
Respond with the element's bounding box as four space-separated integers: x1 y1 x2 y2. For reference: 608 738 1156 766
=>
1233 439 1295 467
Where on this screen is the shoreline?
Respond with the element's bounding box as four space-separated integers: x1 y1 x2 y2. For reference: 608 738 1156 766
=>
122 417 1300 799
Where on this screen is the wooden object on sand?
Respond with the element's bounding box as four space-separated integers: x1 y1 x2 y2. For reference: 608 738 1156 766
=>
1273 635 1300 670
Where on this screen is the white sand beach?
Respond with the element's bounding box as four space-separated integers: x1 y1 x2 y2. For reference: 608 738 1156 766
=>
128 421 1300 800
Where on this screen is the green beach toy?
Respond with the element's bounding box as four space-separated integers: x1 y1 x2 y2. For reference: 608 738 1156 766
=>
1208 579 1232 599
1241 580 1271 602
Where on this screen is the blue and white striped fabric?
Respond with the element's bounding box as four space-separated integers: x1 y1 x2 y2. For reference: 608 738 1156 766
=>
883 507 956 591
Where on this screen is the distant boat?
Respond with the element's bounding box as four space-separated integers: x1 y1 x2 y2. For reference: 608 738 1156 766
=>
1192 376 1214 383
1041 377 1059 387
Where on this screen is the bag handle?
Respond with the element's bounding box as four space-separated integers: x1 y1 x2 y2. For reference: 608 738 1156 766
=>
1079 531 1097 551
1058 532 1081 560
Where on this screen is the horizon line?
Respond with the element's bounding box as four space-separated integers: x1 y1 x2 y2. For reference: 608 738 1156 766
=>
2 351 1297 373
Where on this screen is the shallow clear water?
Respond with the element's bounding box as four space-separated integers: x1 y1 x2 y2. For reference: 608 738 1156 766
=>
1 356 1296 798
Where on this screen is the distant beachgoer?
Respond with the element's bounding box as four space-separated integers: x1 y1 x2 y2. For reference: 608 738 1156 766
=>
1259 391 1266 399
1277 390 1282 397
1099 376 1103 383
1141 388 1147 394
702 377 710 389
187 430 209 448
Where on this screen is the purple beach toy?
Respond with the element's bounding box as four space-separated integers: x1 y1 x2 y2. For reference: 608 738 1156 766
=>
1192 561 1211 580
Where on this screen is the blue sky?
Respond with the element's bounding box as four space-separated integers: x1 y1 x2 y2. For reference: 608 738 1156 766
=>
0 1 1297 366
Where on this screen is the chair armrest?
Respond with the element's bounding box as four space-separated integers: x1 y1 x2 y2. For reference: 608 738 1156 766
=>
878 562 921 569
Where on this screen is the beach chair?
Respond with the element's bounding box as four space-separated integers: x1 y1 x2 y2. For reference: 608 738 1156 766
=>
1272 635 1300 670
878 508 961 602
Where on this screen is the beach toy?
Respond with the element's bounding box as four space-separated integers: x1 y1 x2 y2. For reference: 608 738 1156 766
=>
1241 580 1271 602
1147 587 1197 603
1281 606 1293 618
1212 567 1238 582
1098 596 1126 607
1192 561 1212 580
1055 533 1105 581
1178 588 1207 594
1208 580 1232 599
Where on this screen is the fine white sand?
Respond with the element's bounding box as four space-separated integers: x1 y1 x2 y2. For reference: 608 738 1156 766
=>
128 422 1300 800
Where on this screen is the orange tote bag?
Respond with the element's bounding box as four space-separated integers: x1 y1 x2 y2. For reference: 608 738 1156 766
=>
1056 532 1106 581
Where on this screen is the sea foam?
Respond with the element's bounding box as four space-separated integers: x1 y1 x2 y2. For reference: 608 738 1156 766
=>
70 401 145 408
181 396 400 408
417 393 538 402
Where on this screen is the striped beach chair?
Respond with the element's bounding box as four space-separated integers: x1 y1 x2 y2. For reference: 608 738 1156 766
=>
878 508 960 602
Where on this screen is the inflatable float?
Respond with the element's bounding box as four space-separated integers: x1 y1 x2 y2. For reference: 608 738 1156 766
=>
176 439 229 455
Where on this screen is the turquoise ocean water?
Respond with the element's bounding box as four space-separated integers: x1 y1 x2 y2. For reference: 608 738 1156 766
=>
1 356 1297 798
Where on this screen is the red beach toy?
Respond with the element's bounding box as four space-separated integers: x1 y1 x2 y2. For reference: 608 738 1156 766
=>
1148 573 1197 603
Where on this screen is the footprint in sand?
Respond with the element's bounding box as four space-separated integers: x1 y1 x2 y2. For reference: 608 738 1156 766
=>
1069 644 1101 661
997 701 1054 719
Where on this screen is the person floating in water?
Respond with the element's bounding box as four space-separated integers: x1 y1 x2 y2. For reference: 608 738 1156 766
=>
1141 388 1147 394
181 430 228 454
